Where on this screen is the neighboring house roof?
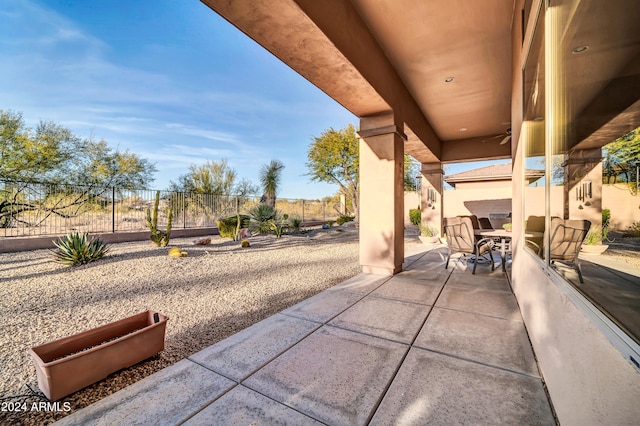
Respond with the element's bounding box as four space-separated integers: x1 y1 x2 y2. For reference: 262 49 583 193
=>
444 163 544 187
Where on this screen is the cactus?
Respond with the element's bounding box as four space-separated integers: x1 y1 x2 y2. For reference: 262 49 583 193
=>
234 213 241 241
241 239 250 248
146 191 172 247
168 247 187 257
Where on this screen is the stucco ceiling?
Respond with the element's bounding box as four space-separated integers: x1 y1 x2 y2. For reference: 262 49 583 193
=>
201 0 515 163
350 0 514 141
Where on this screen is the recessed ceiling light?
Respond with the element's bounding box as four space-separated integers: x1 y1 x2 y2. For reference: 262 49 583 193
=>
459 128 467 132
444 77 454 83
572 45 589 54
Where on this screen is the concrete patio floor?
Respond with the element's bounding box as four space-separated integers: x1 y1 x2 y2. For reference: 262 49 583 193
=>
56 244 556 425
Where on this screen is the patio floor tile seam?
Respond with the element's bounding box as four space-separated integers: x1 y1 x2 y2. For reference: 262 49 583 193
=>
363 267 454 424
186 318 322 383
178 383 326 426
186 357 242 384
359 291 437 307
278 278 397 326
402 251 431 269
176 376 241 425
430 304 524 323
409 345 543 379
322 322 416 347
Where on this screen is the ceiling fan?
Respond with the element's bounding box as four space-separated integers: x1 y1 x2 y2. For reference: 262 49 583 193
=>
483 128 512 145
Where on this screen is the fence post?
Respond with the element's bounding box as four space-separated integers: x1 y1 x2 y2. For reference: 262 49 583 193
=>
111 186 115 233
183 192 186 229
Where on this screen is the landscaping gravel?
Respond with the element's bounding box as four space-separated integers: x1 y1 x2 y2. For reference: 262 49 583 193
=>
0 227 361 425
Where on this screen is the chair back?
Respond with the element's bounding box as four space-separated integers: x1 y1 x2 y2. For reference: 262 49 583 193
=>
444 217 476 254
478 217 493 229
525 215 545 252
548 218 591 261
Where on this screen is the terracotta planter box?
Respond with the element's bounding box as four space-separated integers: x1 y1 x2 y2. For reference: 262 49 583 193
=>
29 310 168 401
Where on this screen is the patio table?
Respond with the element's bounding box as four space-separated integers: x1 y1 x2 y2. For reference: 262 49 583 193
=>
474 229 542 272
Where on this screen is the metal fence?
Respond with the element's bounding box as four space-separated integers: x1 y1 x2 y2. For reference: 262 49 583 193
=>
0 180 342 238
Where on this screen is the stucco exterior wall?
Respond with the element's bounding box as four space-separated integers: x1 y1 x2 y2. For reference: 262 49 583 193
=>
512 134 640 425
443 187 511 219
602 184 640 230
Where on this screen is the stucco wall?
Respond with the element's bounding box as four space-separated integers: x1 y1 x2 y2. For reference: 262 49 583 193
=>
512 139 640 425
603 184 640 230
418 183 639 231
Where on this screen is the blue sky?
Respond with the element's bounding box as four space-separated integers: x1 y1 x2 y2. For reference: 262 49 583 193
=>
0 0 506 198
0 0 359 199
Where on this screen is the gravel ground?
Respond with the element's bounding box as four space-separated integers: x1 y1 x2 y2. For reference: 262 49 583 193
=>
0 227 362 425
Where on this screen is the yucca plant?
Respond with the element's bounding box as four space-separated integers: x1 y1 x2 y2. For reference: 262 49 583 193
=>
51 232 109 266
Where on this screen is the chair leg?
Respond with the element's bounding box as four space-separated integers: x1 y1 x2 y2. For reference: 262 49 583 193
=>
445 253 451 270
575 261 584 283
490 250 495 271
472 252 478 274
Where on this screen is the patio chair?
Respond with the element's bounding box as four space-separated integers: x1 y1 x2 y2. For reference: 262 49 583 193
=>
548 217 591 283
525 215 545 256
458 214 480 230
478 217 493 229
444 216 495 274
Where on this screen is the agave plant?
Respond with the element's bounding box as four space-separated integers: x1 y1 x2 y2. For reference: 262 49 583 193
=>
249 203 276 234
51 232 109 266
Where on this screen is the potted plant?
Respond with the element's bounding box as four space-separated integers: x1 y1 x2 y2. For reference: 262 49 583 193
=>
581 225 609 254
419 223 440 244
29 310 168 401
502 223 513 232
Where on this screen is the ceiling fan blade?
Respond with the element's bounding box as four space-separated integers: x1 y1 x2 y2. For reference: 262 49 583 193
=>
482 134 503 143
499 135 512 145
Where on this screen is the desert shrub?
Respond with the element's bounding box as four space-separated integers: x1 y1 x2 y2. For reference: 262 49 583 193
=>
584 225 603 245
269 213 289 238
409 208 421 226
52 232 109 266
420 223 438 237
627 221 640 237
289 216 303 233
602 208 611 229
336 215 355 225
216 214 250 239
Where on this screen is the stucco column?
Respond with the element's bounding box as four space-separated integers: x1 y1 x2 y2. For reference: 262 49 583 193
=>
420 163 444 237
358 112 406 275
563 148 603 226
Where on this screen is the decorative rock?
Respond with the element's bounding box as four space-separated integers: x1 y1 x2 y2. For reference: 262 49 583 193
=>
193 238 212 245
240 228 251 239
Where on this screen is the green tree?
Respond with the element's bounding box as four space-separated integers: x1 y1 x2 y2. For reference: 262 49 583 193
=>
306 124 423 220
306 124 360 220
259 159 285 208
0 109 155 187
1 110 79 182
404 154 420 191
603 127 640 190
0 109 156 228
170 159 257 196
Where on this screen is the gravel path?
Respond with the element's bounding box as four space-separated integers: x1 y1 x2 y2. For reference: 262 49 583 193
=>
1 227 362 425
